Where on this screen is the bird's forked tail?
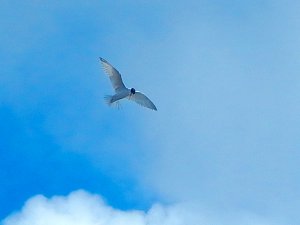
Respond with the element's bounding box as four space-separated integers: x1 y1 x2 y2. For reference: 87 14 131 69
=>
104 95 121 109
104 95 113 106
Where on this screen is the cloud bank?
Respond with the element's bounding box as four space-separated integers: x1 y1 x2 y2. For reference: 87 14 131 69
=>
2 190 276 225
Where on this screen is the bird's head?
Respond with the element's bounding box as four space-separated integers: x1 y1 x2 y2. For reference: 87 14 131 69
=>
130 88 136 95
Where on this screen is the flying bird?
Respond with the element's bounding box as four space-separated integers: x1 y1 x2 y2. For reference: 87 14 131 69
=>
99 57 157 111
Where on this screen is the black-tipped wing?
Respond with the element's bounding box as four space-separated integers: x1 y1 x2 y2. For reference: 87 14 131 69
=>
99 57 126 92
129 91 157 111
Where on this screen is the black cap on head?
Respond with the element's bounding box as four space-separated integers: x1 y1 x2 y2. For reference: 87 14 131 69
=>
130 88 136 94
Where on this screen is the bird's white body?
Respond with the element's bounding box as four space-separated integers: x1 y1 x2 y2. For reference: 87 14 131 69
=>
99 57 157 111
105 89 131 104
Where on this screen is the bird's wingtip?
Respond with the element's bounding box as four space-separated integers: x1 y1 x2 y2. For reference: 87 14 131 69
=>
151 105 157 111
99 57 107 63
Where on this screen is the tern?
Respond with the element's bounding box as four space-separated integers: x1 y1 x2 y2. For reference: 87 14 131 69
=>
99 57 157 111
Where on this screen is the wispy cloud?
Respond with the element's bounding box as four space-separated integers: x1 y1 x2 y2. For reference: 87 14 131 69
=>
124 0 300 222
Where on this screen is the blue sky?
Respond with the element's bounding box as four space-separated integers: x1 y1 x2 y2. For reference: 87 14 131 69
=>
1 1 300 224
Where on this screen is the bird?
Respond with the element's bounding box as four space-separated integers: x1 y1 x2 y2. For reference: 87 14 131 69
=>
99 57 157 111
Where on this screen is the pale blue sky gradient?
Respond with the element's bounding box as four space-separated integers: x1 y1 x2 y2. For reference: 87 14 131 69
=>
1 1 300 224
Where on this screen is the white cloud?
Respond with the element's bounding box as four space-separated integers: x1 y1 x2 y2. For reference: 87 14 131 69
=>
2 190 276 225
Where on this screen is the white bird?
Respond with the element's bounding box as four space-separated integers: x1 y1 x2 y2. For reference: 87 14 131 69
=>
99 57 157 111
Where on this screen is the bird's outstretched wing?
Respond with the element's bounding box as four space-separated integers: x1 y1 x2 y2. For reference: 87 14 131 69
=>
99 57 126 92
129 92 157 111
